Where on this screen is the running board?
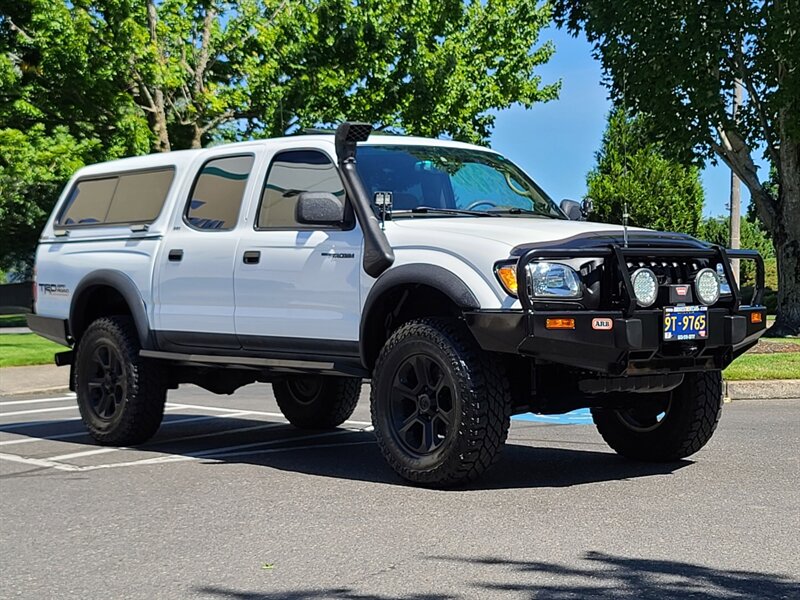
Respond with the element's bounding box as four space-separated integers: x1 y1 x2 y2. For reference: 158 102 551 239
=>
139 350 366 377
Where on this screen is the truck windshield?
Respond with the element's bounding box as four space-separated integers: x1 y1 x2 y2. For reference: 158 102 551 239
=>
355 145 565 219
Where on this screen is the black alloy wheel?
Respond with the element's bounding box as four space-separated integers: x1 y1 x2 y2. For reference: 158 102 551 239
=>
389 353 456 457
85 343 128 421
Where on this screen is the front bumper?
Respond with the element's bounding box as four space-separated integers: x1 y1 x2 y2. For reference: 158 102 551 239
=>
466 242 767 376
465 306 766 375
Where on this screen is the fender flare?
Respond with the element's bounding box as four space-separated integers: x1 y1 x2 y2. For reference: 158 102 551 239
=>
70 270 153 349
359 264 480 368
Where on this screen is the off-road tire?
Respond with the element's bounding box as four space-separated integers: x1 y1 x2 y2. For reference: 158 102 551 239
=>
591 371 723 461
74 316 167 445
273 376 362 429
371 318 512 487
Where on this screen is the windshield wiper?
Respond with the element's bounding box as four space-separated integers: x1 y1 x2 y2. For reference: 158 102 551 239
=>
489 207 562 219
396 206 501 217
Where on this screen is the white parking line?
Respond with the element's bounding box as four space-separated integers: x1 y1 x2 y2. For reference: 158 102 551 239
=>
0 405 186 434
0 412 235 446
76 427 371 471
165 402 373 427
0 405 78 418
45 411 267 460
0 452 79 472
0 395 76 406
0 426 373 473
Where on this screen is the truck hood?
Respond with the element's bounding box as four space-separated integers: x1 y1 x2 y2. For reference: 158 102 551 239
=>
387 216 644 248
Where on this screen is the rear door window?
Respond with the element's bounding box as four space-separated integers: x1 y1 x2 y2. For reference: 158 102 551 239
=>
186 155 254 230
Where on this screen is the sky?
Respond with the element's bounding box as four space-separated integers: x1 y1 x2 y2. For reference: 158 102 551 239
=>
489 26 752 219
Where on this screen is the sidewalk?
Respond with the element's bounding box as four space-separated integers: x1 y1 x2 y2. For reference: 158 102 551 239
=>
1 363 798 400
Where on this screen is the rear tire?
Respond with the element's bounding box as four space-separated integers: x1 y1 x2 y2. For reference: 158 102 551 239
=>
591 371 723 461
273 375 362 429
74 316 167 445
370 318 512 487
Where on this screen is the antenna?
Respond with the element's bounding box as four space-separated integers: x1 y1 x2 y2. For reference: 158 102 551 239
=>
623 202 629 248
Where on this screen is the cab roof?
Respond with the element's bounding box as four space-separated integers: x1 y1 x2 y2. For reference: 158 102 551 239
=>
75 134 496 178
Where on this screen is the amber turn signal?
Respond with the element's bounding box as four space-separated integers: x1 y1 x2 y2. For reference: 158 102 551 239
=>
750 312 763 324
545 318 575 330
495 264 518 296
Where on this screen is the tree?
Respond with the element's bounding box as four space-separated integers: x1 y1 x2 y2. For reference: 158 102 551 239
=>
0 126 100 275
1 0 558 271
587 108 704 236
698 215 775 288
554 0 800 335
3 0 558 151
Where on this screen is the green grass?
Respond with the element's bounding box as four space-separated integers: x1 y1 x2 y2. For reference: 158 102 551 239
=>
724 352 800 381
0 333 64 367
0 314 28 328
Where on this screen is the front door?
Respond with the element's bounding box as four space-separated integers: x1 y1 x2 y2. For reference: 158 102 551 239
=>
234 148 362 355
155 153 257 350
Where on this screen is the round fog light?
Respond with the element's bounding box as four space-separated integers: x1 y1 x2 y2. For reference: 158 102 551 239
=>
695 268 721 305
631 268 658 307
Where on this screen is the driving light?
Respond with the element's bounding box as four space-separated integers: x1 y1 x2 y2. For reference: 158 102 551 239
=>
527 262 582 298
631 268 658 307
695 268 721 305
495 264 518 296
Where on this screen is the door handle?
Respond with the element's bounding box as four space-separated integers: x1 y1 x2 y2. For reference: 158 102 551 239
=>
168 249 183 262
243 250 261 264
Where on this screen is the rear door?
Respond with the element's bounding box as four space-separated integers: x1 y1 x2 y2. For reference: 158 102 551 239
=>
234 147 362 354
155 152 258 350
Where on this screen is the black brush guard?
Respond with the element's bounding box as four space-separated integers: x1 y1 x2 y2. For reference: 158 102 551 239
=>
466 244 766 376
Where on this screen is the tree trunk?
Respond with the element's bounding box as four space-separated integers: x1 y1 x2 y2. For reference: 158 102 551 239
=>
766 137 800 337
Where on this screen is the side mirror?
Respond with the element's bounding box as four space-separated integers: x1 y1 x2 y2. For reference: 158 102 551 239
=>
560 199 584 221
296 192 345 226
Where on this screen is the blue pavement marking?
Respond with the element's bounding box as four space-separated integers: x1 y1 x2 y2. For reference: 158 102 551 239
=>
513 408 593 425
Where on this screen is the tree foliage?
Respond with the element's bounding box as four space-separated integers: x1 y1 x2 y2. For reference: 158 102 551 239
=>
587 109 704 236
2 0 558 151
0 126 100 274
0 0 558 274
554 0 800 335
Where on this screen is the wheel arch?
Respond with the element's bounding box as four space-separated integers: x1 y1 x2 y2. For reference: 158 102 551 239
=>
70 270 153 349
360 264 480 371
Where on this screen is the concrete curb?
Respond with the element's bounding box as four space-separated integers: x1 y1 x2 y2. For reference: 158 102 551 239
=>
0 364 70 397
724 379 800 401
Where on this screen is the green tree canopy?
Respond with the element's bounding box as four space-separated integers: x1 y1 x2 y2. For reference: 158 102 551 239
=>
2 0 558 151
554 0 800 335
587 108 704 236
0 0 558 274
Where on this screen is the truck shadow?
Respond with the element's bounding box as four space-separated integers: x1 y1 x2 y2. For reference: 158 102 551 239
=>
0 413 692 490
193 551 799 599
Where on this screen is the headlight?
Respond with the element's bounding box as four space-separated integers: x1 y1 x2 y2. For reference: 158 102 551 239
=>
631 268 658 307
695 268 721 305
528 262 582 298
715 263 732 295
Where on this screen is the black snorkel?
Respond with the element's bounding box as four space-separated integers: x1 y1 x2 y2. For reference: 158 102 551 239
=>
335 122 395 278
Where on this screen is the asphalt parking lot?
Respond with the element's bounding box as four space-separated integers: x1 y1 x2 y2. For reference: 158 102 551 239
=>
1 384 798 599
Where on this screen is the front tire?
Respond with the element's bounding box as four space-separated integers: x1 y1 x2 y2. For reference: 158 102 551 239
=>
74 316 167 445
273 375 362 429
591 371 723 461
371 318 512 487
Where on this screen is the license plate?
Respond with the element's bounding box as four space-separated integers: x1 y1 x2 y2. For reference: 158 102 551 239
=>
664 305 708 341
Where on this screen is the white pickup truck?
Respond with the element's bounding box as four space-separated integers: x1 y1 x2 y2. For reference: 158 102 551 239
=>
28 123 766 486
